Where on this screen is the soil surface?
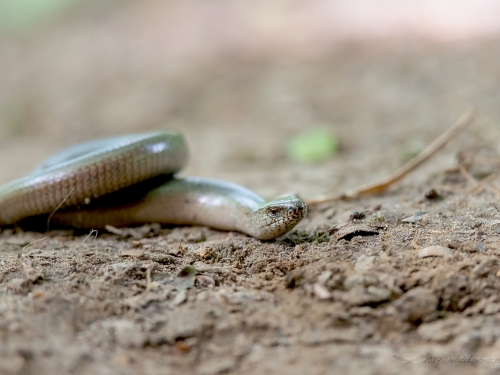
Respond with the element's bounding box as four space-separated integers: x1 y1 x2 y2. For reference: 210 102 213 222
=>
2 3 500 375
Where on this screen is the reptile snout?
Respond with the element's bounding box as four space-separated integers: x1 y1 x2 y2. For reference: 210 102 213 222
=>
287 199 307 221
251 195 307 240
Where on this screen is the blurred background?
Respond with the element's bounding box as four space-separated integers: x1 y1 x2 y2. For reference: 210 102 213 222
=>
0 0 499 198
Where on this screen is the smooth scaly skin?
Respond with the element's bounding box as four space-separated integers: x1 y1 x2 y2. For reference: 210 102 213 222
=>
0 131 307 240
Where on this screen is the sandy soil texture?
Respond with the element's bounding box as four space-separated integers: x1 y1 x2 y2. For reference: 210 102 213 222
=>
2 2 500 374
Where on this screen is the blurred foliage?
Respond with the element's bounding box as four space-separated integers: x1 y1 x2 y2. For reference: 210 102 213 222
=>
399 138 426 162
286 128 338 163
0 0 77 32
0 0 101 33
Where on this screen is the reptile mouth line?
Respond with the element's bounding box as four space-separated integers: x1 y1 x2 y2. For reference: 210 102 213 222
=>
261 213 305 228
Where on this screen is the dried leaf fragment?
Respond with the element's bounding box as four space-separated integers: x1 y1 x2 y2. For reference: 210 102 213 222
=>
335 224 379 241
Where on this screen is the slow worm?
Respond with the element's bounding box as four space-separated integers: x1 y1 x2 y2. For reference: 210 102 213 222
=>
0 130 307 240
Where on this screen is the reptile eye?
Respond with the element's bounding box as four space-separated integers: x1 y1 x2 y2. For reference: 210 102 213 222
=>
269 207 278 216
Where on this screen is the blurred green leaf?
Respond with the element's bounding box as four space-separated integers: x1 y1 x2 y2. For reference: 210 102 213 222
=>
399 138 426 162
0 0 74 31
286 128 338 163
0 0 103 32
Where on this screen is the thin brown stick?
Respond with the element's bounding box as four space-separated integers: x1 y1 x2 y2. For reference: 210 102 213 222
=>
410 230 421 249
21 237 47 254
144 267 152 295
459 165 478 186
46 187 74 231
467 173 497 194
305 107 476 204
82 229 98 243
486 185 500 198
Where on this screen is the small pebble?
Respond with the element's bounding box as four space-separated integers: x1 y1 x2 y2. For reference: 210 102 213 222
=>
418 245 452 258
354 255 375 272
317 271 332 285
199 246 213 258
313 283 331 300
195 275 215 287
401 213 423 223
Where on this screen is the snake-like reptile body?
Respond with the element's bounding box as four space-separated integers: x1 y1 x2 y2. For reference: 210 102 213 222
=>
0 131 307 240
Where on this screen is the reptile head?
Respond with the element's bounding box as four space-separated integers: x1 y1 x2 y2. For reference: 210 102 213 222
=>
250 196 307 240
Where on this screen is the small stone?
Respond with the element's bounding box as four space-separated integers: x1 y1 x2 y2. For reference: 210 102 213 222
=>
168 245 181 255
197 357 235 375
6 278 28 292
185 229 206 242
463 298 490 316
0 354 25 374
113 354 133 367
471 258 496 277
343 274 367 291
354 255 375 272
199 246 213 259
401 213 423 223
317 271 332 285
232 334 253 357
32 289 44 298
483 303 500 315
119 249 144 258
392 287 438 323
453 330 489 352
195 275 215 287
418 245 452 258
417 319 458 342
366 286 391 301
158 305 215 344
172 290 187 306
110 320 145 348
335 285 391 306
313 283 331 300
489 219 500 232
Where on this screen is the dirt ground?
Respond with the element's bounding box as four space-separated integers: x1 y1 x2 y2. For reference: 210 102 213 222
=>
2 2 500 375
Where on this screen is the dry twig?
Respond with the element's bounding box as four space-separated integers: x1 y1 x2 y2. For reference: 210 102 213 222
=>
306 107 476 204
410 230 421 250
459 165 478 186
46 187 74 231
